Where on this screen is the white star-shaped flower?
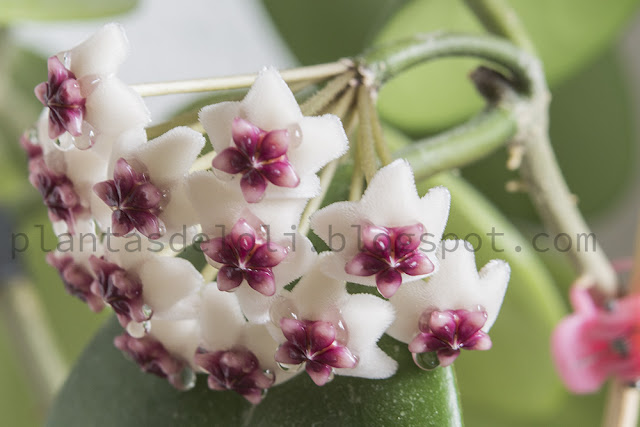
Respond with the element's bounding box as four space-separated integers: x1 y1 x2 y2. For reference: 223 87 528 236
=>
269 255 397 385
187 171 316 323
200 67 348 203
387 240 510 367
35 23 149 151
91 126 204 240
310 159 451 298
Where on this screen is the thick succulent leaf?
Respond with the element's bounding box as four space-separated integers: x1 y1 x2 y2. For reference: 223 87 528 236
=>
419 172 568 418
463 47 635 220
0 0 138 23
46 316 463 427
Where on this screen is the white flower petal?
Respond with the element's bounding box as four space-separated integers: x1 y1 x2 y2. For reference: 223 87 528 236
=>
85 77 150 135
336 294 397 379
160 182 200 240
138 256 204 318
90 191 114 234
239 324 299 385
243 67 302 129
187 171 305 237
150 318 201 365
198 284 245 350
68 23 129 77
287 257 348 320
64 146 108 204
386 240 510 344
292 115 348 175
199 101 241 154
134 127 205 188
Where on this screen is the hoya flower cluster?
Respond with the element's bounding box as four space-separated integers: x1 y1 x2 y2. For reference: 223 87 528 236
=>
23 24 511 403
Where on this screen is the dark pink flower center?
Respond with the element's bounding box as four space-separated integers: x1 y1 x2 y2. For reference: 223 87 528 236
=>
200 218 287 296
93 158 165 238
274 318 357 386
409 308 492 369
46 253 105 312
345 223 434 298
35 56 86 140
114 333 193 390
28 157 83 234
194 346 275 404
88 255 150 328
211 117 300 203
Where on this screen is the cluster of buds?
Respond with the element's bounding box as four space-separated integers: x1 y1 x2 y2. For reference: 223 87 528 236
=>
24 24 511 403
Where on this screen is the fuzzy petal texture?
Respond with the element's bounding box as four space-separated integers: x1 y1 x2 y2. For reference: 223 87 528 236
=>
311 159 450 289
133 127 205 188
387 240 510 344
198 284 246 351
137 256 204 319
150 317 201 368
200 68 348 200
85 77 150 136
187 171 306 239
66 23 128 77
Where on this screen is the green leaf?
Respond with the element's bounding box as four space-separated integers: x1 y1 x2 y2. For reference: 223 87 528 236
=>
261 0 410 64
418 172 567 418
47 317 463 427
462 47 635 220
374 0 639 135
0 0 138 23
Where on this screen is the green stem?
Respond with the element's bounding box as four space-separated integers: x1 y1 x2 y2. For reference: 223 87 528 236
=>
145 88 248 139
300 70 356 116
464 0 537 53
356 85 379 183
360 33 542 96
363 31 616 295
399 107 517 180
132 61 353 97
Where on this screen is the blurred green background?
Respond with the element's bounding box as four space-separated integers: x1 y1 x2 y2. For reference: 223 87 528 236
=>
2 0 640 425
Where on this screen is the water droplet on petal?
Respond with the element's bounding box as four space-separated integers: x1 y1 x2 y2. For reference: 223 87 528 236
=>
178 366 196 390
325 369 335 383
269 296 298 326
277 362 303 372
412 351 440 371
212 167 234 182
325 306 349 345
126 321 147 338
286 123 303 149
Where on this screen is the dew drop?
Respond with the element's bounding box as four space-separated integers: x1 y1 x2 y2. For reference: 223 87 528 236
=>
212 167 234 182
177 366 196 390
325 369 335 384
269 296 298 326
286 123 303 149
277 362 303 372
325 306 349 344
412 351 440 371
263 369 276 382
142 304 153 318
126 321 147 338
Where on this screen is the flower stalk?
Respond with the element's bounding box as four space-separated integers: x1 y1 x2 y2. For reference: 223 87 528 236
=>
131 61 353 97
